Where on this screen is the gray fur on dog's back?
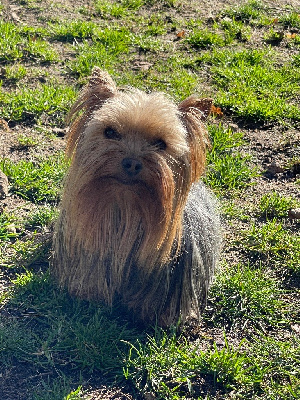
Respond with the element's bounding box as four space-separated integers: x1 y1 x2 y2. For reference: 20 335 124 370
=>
180 181 221 319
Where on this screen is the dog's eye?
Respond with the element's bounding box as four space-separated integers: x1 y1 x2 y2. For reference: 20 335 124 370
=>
104 127 121 140
152 139 167 151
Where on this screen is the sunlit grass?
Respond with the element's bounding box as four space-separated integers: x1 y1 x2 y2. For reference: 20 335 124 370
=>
0 152 68 203
207 264 286 330
0 21 58 63
205 124 258 192
194 48 300 122
0 82 76 125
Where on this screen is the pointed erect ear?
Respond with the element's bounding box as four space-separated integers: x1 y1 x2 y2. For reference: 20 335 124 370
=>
66 67 117 157
178 96 212 121
86 67 117 99
178 96 213 181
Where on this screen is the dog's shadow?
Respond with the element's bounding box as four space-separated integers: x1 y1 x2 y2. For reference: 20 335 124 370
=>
0 243 146 399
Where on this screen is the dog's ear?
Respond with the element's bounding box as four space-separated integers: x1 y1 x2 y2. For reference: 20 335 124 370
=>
179 96 212 181
179 96 212 122
66 67 117 157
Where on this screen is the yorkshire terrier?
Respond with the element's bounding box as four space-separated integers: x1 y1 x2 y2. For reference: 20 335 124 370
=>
52 67 221 327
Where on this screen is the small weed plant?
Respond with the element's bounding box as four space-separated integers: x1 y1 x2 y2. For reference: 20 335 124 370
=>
242 220 300 274
259 191 299 219
124 329 275 399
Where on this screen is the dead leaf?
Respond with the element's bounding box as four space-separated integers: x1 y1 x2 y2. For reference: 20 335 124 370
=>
176 30 186 38
286 33 297 39
211 105 224 117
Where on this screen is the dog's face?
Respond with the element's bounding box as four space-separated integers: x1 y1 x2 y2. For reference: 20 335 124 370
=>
62 68 212 265
72 89 190 204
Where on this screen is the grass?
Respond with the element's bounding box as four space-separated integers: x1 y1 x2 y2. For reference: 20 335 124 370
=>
251 335 300 399
221 0 267 24
48 20 97 41
281 11 300 29
26 205 58 230
241 220 300 274
124 328 299 399
0 152 68 203
67 26 131 77
0 82 76 125
124 330 257 398
0 21 58 63
207 264 286 330
3 64 27 82
187 27 226 49
0 213 20 242
204 124 258 193
195 48 300 122
187 19 251 49
1 271 141 374
32 379 83 400
16 133 39 148
258 191 299 219
0 0 299 399
93 0 129 18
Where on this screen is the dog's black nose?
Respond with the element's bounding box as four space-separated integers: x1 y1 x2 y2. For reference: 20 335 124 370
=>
122 158 143 177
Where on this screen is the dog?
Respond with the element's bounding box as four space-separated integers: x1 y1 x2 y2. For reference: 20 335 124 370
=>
52 67 221 327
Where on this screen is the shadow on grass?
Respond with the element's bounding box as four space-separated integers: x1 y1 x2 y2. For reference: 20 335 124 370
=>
0 261 144 399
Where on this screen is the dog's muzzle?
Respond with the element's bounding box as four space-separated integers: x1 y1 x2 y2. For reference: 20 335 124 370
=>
121 157 143 177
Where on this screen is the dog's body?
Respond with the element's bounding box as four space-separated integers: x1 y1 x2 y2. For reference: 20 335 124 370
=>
52 68 221 326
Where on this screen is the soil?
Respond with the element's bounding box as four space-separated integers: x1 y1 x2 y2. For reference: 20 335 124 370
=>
0 0 299 399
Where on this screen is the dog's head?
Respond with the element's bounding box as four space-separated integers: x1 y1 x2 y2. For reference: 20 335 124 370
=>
67 67 211 182
63 67 212 264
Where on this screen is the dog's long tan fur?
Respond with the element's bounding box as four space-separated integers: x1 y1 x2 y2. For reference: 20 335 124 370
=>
52 67 220 326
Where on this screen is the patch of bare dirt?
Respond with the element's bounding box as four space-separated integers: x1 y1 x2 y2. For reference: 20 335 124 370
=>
0 126 65 162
